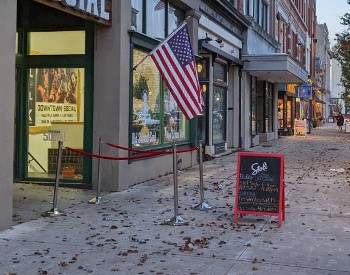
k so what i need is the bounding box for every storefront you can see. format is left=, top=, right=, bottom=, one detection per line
left=250, top=78, right=275, bottom=142
left=197, top=1, right=247, bottom=156
left=242, top=53, right=309, bottom=146
left=14, top=0, right=112, bottom=185
left=278, top=84, right=297, bottom=135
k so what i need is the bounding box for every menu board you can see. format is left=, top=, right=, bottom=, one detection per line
left=234, top=152, right=285, bottom=226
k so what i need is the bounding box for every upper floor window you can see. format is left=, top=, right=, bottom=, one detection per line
left=131, top=0, right=185, bottom=40
left=260, top=1, right=268, bottom=31
left=245, top=0, right=269, bottom=32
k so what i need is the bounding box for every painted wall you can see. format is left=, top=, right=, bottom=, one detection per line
left=0, top=0, right=16, bottom=230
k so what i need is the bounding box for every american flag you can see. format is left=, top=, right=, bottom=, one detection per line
left=154, top=0, right=165, bottom=11
left=150, top=23, right=203, bottom=120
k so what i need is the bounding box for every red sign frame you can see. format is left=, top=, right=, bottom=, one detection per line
left=234, top=152, right=285, bottom=227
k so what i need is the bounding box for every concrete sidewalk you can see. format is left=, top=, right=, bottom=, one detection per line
left=1, top=122, right=350, bottom=275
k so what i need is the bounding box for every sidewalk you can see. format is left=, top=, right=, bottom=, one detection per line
left=1, top=122, right=350, bottom=275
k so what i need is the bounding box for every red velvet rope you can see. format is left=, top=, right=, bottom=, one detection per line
left=66, top=143, right=198, bottom=161
left=106, top=142, right=197, bottom=154
left=66, top=147, right=168, bottom=160
left=106, top=142, right=170, bottom=155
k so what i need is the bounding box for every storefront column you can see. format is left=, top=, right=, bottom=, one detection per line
left=241, top=71, right=251, bottom=149
left=0, top=0, right=16, bottom=230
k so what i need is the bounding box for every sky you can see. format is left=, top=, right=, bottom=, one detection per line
left=316, top=0, right=350, bottom=46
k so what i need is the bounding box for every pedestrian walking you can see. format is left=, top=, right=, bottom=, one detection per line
left=337, top=112, right=344, bottom=132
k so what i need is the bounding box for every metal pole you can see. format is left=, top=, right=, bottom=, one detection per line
left=89, top=137, right=108, bottom=204
left=199, top=140, right=204, bottom=203
left=161, top=144, right=188, bottom=225
left=173, top=144, right=179, bottom=217
left=42, top=140, right=65, bottom=217
left=191, top=140, right=212, bottom=211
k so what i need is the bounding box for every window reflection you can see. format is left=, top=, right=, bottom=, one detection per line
left=168, top=4, right=185, bottom=33
left=147, top=0, right=166, bottom=39
left=131, top=0, right=143, bottom=32
left=132, top=48, right=187, bottom=147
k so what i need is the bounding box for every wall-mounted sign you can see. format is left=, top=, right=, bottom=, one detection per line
left=286, top=84, right=296, bottom=94
left=34, top=0, right=112, bottom=26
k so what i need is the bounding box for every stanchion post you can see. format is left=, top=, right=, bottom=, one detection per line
left=89, top=137, right=109, bottom=204
left=42, top=140, right=66, bottom=217
left=161, top=144, right=188, bottom=226
left=191, top=140, right=213, bottom=211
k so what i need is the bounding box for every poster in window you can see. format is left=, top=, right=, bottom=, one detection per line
left=30, top=68, right=79, bottom=126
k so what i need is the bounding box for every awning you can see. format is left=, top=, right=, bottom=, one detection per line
left=242, top=54, right=309, bottom=83
left=200, top=41, right=243, bottom=66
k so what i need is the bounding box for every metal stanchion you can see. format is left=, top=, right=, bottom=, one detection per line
left=88, top=137, right=109, bottom=204
left=161, top=144, right=188, bottom=226
left=191, top=140, right=213, bottom=211
left=42, top=140, right=66, bottom=217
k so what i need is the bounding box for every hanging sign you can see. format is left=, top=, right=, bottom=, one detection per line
left=34, top=0, right=112, bottom=26
left=234, top=152, right=285, bottom=227
left=296, top=84, right=312, bottom=99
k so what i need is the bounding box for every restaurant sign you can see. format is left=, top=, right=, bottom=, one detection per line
left=34, top=0, right=112, bottom=26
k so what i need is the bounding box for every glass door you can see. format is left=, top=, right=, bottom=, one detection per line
left=212, top=85, right=226, bottom=143
left=15, top=28, right=93, bottom=183
left=212, top=60, right=227, bottom=153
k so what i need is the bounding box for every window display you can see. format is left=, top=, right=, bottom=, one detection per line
left=132, top=48, right=187, bottom=147
left=28, top=67, right=85, bottom=179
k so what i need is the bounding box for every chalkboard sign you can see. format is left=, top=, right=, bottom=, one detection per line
left=234, top=152, right=285, bottom=227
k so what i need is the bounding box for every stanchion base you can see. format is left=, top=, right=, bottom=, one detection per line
left=161, top=215, right=189, bottom=226
left=88, top=197, right=109, bottom=205
left=191, top=202, right=213, bottom=211
left=42, top=209, right=66, bottom=217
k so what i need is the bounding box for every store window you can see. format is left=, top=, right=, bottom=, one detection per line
left=130, top=2, right=186, bottom=148
left=256, top=81, right=273, bottom=133
left=131, top=0, right=184, bottom=39
left=28, top=67, right=85, bottom=179
left=286, top=100, right=292, bottom=128
left=25, top=31, right=87, bottom=180
left=28, top=31, right=85, bottom=55
left=278, top=98, right=283, bottom=129
left=197, top=58, right=210, bottom=144
left=132, top=48, right=187, bottom=147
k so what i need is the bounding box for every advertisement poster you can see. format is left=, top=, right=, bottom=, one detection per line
left=29, top=68, right=79, bottom=126
left=294, top=119, right=306, bottom=137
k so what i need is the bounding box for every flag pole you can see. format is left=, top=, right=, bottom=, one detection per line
left=132, top=16, right=191, bottom=71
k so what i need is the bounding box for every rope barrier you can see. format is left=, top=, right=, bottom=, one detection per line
left=106, top=142, right=170, bottom=155
left=66, top=143, right=197, bottom=161
left=66, top=147, right=167, bottom=160
left=106, top=141, right=198, bottom=154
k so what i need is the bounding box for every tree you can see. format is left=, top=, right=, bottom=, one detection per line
left=133, top=74, right=149, bottom=100
left=330, top=0, right=350, bottom=112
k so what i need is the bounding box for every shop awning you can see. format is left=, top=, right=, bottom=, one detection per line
left=242, top=54, right=309, bottom=84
